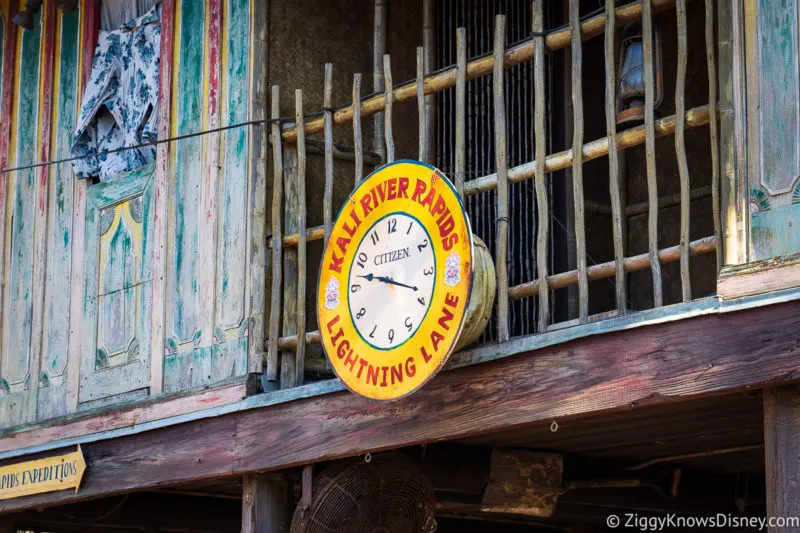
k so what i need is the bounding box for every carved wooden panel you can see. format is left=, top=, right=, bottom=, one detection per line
left=79, top=164, right=154, bottom=405
left=750, top=0, right=800, bottom=259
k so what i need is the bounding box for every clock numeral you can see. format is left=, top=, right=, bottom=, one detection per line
left=356, top=308, right=366, bottom=319
left=417, top=239, right=428, bottom=252
left=370, top=231, right=380, bottom=245
left=405, top=317, right=413, bottom=331
left=387, top=218, right=397, bottom=234
left=369, top=324, right=377, bottom=339
left=417, top=296, right=426, bottom=306
left=356, top=252, right=368, bottom=269
left=350, top=284, right=361, bottom=293
left=423, top=266, right=434, bottom=276
left=406, top=221, right=413, bottom=234
left=388, top=329, right=395, bottom=344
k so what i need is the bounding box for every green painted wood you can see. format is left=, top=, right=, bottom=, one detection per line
left=752, top=204, right=800, bottom=259
left=757, top=0, right=799, bottom=196
left=216, top=0, right=249, bottom=335
left=0, top=10, right=42, bottom=428
left=38, top=8, right=81, bottom=421
left=167, top=0, right=205, bottom=350
left=79, top=164, right=154, bottom=405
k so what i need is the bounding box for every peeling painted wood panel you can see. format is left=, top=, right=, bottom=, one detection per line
left=0, top=9, right=42, bottom=428
left=66, top=0, right=100, bottom=413
left=79, top=166, right=154, bottom=404
left=216, top=0, right=249, bottom=337
left=166, top=0, right=205, bottom=350
left=752, top=204, right=800, bottom=259
left=757, top=0, right=800, bottom=196
left=29, top=1, right=57, bottom=423
left=38, top=8, right=81, bottom=421
left=0, top=0, right=15, bottom=417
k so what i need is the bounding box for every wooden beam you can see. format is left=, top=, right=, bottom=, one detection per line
left=242, top=474, right=291, bottom=533
left=1, top=300, right=799, bottom=513
left=763, top=386, right=800, bottom=532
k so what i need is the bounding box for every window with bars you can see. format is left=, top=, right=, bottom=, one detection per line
left=265, top=0, right=721, bottom=387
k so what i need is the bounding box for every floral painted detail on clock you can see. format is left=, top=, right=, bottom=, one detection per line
left=324, top=277, right=341, bottom=310
left=444, top=251, right=462, bottom=287
left=317, top=160, right=473, bottom=401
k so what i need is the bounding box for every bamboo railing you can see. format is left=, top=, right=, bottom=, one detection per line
left=264, top=0, right=720, bottom=385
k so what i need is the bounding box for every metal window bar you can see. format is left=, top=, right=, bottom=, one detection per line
left=265, top=0, right=719, bottom=377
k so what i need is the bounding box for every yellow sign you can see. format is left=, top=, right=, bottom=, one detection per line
left=318, top=160, right=473, bottom=400
left=0, top=445, right=86, bottom=500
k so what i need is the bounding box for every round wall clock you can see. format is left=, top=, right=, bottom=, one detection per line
left=317, top=160, right=476, bottom=401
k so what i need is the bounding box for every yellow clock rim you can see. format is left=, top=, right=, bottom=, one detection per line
left=316, top=159, right=474, bottom=401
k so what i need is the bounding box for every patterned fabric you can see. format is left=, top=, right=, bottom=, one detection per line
left=71, top=5, right=160, bottom=182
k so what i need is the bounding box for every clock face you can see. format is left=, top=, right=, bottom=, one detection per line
left=318, top=160, right=473, bottom=401
left=347, top=213, right=436, bottom=350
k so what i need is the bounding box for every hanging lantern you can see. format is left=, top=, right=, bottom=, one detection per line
left=11, top=0, right=42, bottom=30
left=616, top=18, right=663, bottom=129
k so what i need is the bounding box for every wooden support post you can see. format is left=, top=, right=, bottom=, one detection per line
left=763, top=386, right=800, bottom=531
left=383, top=54, right=395, bottom=163
left=533, top=0, right=550, bottom=332
left=242, top=474, right=291, bottom=533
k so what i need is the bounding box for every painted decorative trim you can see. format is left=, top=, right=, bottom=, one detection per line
left=793, top=180, right=800, bottom=204
left=750, top=187, right=771, bottom=213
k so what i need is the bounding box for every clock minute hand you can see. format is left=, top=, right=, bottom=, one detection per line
left=375, top=275, right=418, bottom=292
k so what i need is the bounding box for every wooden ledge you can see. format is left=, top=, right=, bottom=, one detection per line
left=718, top=253, right=800, bottom=300
left=0, top=381, right=246, bottom=456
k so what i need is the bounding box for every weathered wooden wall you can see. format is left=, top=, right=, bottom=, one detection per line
left=0, top=0, right=84, bottom=427
left=0, top=0, right=260, bottom=430
left=161, top=0, right=253, bottom=392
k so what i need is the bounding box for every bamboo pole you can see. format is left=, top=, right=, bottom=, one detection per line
left=533, top=0, right=550, bottom=332
left=605, top=0, right=626, bottom=315
left=383, top=55, right=395, bottom=163
left=509, top=236, right=717, bottom=300
left=417, top=47, right=427, bottom=162
left=295, top=90, right=307, bottom=386
left=675, top=0, right=691, bottom=302
left=267, top=86, right=283, bottom=382
left=465, top=106, right=711, bottom=194
left=642, top=0, right=663, bottom=307
left=323, top=64, right=334, bottom=242
left=280, top=146, right=299, bottom=389
left=274, top=106, right=713, bottom=248
left=353, top=73, right=363, bottom=185
left=272, top=235, right=718, bottom=350
left=373, top=0, right=386, bottom=161
left=455, top=27, right=467, bottom=198
left=569, top=0, right=588, bottom=323
left=280, top=0, right=679, bottom=142
left=493, top=15, right=510, bottom=343
left=706, top=0, right=721, bottom=271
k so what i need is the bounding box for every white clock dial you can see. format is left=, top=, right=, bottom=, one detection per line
left=347, top=212, right=436, bottom=349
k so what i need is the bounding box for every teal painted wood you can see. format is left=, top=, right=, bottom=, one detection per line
left=0, top=11, right=42, bottom=428
left=216, top=0, right=249, bottom=335
left=38, top=9, right=81, bottom=421
left=167, top=0, right=205, bottom=350
left=752, top=204, right=800, bottom=259
left=757, top=0, right=800, bottom=196
left=79, top=164, right=154, bottom=404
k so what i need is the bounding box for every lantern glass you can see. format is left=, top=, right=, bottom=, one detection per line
left=616, top=18, right=663, bottom=129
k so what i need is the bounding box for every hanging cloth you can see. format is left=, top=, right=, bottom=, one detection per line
left=71, top=4, right=160, bottom=182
